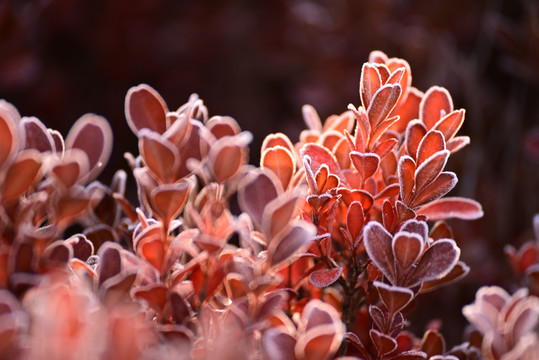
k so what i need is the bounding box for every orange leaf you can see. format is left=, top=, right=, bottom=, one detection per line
left=139, top=237, right=165, bottom=273
left=1, top=150, right=42, bottom=203
left=346, top=201, right=364, bottom=242
left=302, top=104, right=322, bottom=132
left=390, top=87, right=423, bottom=133
left=261, top=146, right=295, bottom=190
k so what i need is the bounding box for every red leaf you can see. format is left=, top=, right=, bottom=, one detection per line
left=420, top=86, right=453, bottom=130
left=390, top=87, right=423, bottom=133
left=262, top=195, right=301, bottom=241
left=163, top=113, right=192, bottom=147
left=417, top=197, right=483, bottom=221
left=139, top=130, right=180, bottom=183
left=350, top=151, right=380, bottom=182
left=238, top=169, right=280, bottom=228
left=149, top=181, right=192, bottom=227
left=392, top=232, right=424, bottom=274
left=414, top=150, right=449, bottom=193
left=309, top=267, right=343, bottom=288
left=370, top=116, right=400, bottom=147
left=446, top=136, right=470, bottom=154
left=374, top=281, right=415, bottom=314
left=367, top=84, right=402, bottom=129
left=360, top=63, right=382, bottom=109
left=405, top=120, right=427, bottom=160
left=206, top=115, right=241, bottom=139
left=139, top=236, right=166, bottom=273
left=261, top=146, right=296, bottom=190
left=432, top=109, right=465, bottom=141
left=373, top=138, right=398, bottom=160
left=333, top=137, right=351, bottom=169
left=416, top=130, right=446, bottom=166
left=21, top=117, right=54, bottom=152
left=420, top=330, right=446, bottom=358
left=387, top=58, right=411, bottom=106
left=261, top=132, right=295, bottom=155
left=337, top=188, right=374, bottom=212
left=134, top=284, right=169, bottom=313
left=347, top=201, right=365, bottom=242
left=65, top=114, right=113, bottom=182
left=50, top=149, right=89, bottom=189
left=97, top=243, right=122, bottom=287
left=363, top=221, right=396, bottom=283
left=263, top=329, right=296, bottom=360
left=370, top=329, right=398, bottom=357
left=407, top=240, right=460, bottom=287
left=420, top=261, right=470, bottom=293
left=125, top=84, right=168, bottom=135
left=209, top=135, right=249, bottom=183
left=410, top=172, right=457, bottom=208
left=1, top=150, right=42, bottom=203
left=300, top=143, right=346, bottom=185
left=0, top=106, right=19, bottom=170
left=398, top=155, right=416, bottom=204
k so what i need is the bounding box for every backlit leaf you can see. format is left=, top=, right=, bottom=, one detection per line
left=238, top=169, right=280, bottom=228
left=125, top=84, right=168, bottom=135
left=1, top=150, right=42, bottom=203
left=360, top=63, right=382, bottom=109
left=374, top=281, right=414, bottom=314
left=410, top=172, right=457, bottom=208
left=261, top=146, right=296, bottom=190
left=300, top=143, right=346, bottom=185
left=432, top=109, right=465, bottom=141
left=0, top=106, right=19, bottom=170
left=417, top=197, right=483, bottom=221
left=420, top=86, right=453, bottom=130
left=414, top=150, right=449, bottom=192
left=268, top=221, right=316, bottom=268
left=364, top=221, right=396, bottom=283
left=350, top=151, right=380, bottom=183
left=65, top=113, right=113, bottom=182
left=416, top=130, right=446, bottom=166
left=367, top=84, right=402, bottom=129
left=392, top=232, right=424, bottom=274
left=398, top=156, right=416, bottom=204
left=407, top=239, right=460, bottom=287
left=139, top=129, right=180, bottom=183
left=21, top=117, right=54, bottom=152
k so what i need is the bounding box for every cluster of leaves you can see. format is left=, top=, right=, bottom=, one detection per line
left=0, top=50, right=533, bottom=360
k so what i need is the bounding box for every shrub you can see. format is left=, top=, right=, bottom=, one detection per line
left=0, top=50, right=536, bottom=360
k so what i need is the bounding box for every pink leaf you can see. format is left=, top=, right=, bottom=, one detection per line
left=360, top=63, right=382, bottom=109
left=414, top=150, right=449, bottom=193
left=269, top=221, right=316, bottom=268
left=350, top=151, right=380, bottom=182
left=300, top=143, right=346, bottom=185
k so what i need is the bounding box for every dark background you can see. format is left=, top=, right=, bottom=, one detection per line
left=1, top=0, right=539, bottom=346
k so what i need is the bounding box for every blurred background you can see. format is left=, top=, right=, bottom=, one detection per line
left=1, top=0, right=538, bottom=347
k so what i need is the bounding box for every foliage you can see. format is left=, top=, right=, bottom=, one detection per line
left=0, top=50, right=536, bottom=360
